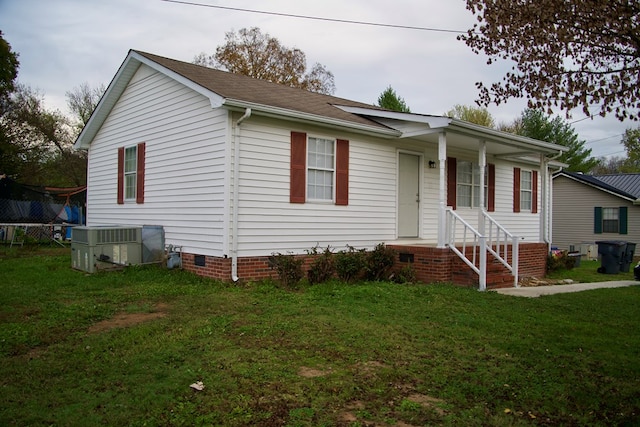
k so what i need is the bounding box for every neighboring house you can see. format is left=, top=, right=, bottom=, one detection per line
left=552, top=171, right=640, bottom=254
left=74, top=50, right=568, bottom=289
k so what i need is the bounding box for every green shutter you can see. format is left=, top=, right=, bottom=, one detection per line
left=619, top=206, right=628, bottom=235
left=594, top=207, right=602, bottom=234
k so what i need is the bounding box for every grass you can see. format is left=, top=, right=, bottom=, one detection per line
left=1, top=246, right=639, bottom=426
left=546, top=258, right=636, bottom=283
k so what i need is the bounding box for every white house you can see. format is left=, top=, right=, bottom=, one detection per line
left=74, top=50, right=567, bottom=289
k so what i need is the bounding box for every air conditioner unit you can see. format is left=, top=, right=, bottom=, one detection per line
left=71, top=226, right=142, bottom=273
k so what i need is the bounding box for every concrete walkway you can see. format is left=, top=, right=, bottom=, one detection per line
left=493, top=280, right=640, bottom=298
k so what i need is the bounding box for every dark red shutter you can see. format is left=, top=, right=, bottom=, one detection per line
left=335, top=139, right=349, bottom=206
left=531, top=170, right=538, bottom=213
left=290, top=131, right=306, bottom=203
left=446, top=157, right=457, bottom=209
left=488, top=163, right=495, bottom=212
left=117, top=147, right=125, bottom=204
left=513, top=167, right=521, bottom=213
left=136, top=142, right=146, bottom=204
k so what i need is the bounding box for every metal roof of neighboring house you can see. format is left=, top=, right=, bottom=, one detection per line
left=553, top=170, right=638, bottom=202
left=594, top=173, right=640, bottom=199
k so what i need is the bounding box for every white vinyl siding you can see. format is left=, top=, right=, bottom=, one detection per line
left=86, top=64, right=230, bottom=256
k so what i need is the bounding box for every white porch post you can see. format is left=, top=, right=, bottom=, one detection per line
left=437, top=131, right=447, bottom=248
left=478, top=140, right=486, bottom=235
left=540, top=154, right=550, bottom=244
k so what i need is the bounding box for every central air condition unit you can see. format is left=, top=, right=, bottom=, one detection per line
left=71, top=226, right=143, bottom=273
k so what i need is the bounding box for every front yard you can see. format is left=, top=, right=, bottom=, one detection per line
left=1, top=247, right=639, bottom=426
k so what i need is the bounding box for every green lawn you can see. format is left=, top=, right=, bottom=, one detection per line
left=1, top=247, right=639, bottom=426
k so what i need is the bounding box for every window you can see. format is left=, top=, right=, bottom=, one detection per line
left=124, top=146, right=137, bottom=200
left=513, top=167, right=537, bottom=213
left=595, top=206, right=627, bottom=234
left=307, top=137, right=335, bottom=201
left=290, top=131, right=349, bottom=205
left=117, top=142, right=145, bottom=204
left=446, top=157, right=495, bottom=211
left=602, top=208, right=619, bottom=233
left=456, top=160, right=488, bottom=208
left=520, top=170, right=532, bottom=211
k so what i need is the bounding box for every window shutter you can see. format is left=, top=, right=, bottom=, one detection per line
left=487, top=163, right=495, bottom=212
left=513, top=167, right=521, bottom=213
left=290, top=131, right=306, bottom=203
left=620, top=206, right=628, bottom=234
left=117, top=147, right=125, bottom=204
left=136, top=142, right=146, bottom=204
left=447, top=157, right=457, bottom=209
left=531, top=170, right=538, bottom=213
left=335, top=139, right=349, bottom=206
left=594, top=207, right=602, bottom=234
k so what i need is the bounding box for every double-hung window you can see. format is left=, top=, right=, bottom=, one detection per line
left=307, top=137, right=335, bottom=201
left=602, top=208, right=620, bottom=233
left=520, top=170, right=533, bottom=211
left=456, top=161, right=488, bottom=208
left=124, top=146, right=138, bottom=200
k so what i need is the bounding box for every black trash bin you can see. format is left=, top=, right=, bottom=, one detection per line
left=621, top=242, right=636, bottom=273
left=595, top=240, right=627, bottom=274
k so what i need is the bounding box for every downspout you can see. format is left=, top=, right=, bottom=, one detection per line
left=542, top=150, right=563, bottom=247
left=231, top=108, right=251, bottom=282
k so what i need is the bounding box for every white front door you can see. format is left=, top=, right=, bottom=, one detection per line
left=398, top=153, right=420, bottom=238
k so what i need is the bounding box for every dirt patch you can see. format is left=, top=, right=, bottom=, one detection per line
left=407, top=393, right=447, bottom=416
left=298, top=366, right=331, bottom=378
left=519, top=277, right=575, bottom=287
left=87, top=303, right=170, bottom=334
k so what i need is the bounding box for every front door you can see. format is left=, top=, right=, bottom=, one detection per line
left=398, top=153, right=420, bottom=238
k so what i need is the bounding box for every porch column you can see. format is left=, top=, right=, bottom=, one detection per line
left=437, top=132, right=447, bottom=248
left=478, top=140, right=486, bottom=235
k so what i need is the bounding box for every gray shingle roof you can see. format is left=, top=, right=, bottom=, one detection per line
left=135, top=50, right=389, bottom=130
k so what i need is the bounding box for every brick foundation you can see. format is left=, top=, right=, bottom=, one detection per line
left=181, top=242, right=548, bottom=288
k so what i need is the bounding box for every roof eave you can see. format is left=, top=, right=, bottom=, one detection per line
left=223, top=99, right=401, bottom=138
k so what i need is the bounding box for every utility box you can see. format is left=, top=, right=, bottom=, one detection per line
left=142, top=225, right=165, bottom=264
left=71, top=226, right=142, bottom=273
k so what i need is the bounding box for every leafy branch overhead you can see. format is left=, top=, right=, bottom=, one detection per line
left=194, top=27, right=336, bottom=95
left=459, top=1, right=640, bottom=121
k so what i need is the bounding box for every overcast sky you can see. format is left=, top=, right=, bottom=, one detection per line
left=0, top=0, right=634, bottom=160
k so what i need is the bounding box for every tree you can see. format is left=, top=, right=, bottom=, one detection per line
left=445, top=104, right=495, bottom=127
left=591, top=156, right=628, bottom=175
left=619, top=127, right=640, bottom=172
left=0, top=30, right=19, bottom=113
left=517, top=109, right=599, bottom=173
left=376, top=86, right=411, bottom=112
left=459, top=1, right=640, bottom=121
left=195, top=27, right=336, bottom=95
left=66, top=82, right=105, bottom=131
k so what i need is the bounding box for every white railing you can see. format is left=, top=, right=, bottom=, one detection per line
left=481, top=211, right=519, bottom=288
left=445, top=209, right=520, bottom=290
left=445, top=209, right=487, bottom=291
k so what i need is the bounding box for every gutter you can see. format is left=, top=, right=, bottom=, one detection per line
left=231, top=108, right=251, bottom=282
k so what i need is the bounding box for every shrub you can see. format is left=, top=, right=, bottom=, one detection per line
left=268, top=252, right=304, bottom=289
left=364, top=243, right=397, bottom=281
left=306, top=245, right=335, bottom=285
left=546, top=250, right=576, bottom=273
left=334, top=245, right=366, bottom=283
left=392, top=264, right=417, bottom=284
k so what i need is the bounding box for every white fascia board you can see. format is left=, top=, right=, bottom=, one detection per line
left=335, top=105, right=452, bottom=128
left=223, top=99, right=401, bottom=138
left=447, top=119, right=568, bottom=154
left=73, top=50, right=225, bottom=150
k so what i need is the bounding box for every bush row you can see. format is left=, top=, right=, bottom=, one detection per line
left=268, top=243, right=416, bottom=288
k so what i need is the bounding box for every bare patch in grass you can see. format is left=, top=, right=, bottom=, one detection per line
left=88, top=302, right=170, bottom=333
left=298, top=366, right=331, bottom=378
left=407, top=393, right=447, bottom=416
